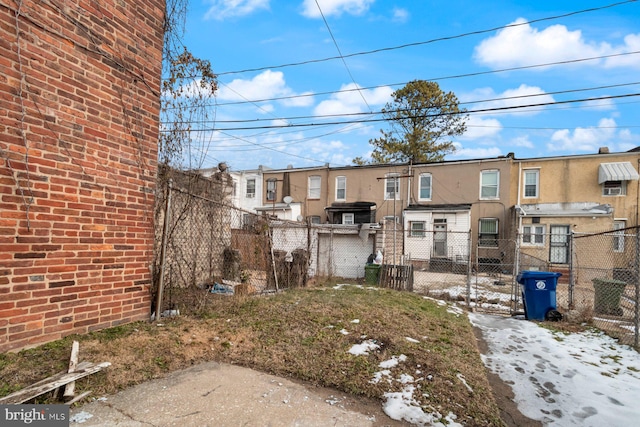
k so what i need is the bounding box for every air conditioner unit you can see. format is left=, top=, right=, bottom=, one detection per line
left=604, top=187, right=622, bottom=196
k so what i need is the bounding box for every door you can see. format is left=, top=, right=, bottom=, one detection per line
left=318, top=234, right=374, bottom=278
left=549, top=225, right=570, bottom=264
left=433, top=221, right=447, bottom=257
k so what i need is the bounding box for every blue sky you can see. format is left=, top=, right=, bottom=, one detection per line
left=180, top=0, right=640, bottom=171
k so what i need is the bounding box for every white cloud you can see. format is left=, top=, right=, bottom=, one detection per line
left=217, top=70, right=314, bottom=108
left=474, top=18, right=640, bottom=70
left=204, top=0, right=269, bottom=20
left=450, top=144, right=502, bottom=159
left=392, top=7, right=409, bottom=23
left=548, top=118, right=617, bottom=152
left=301, top=0, right=374, bottom=18
left=314, top=83, right=393, bottom=116
left=509, top=136, right=534, bottom=149
left=459, top=116, right=502, bottom=140
left=463, top=84, right=554, bottom=118
left=605, top=34, right=640, bottom=68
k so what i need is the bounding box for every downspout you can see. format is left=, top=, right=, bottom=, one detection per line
left=514, top=161, right=523, bottom=314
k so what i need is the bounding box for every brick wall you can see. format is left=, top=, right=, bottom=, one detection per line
left=0, top=0, right=164, bottom=352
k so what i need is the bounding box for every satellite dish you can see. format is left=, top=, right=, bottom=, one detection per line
left=297, top=215, right=304, bottom=222
left=283, top=196, right=293, bottom=205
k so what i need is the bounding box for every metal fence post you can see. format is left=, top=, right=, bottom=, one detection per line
left=635, top=227, right=639, bottom=349
left=466, top=230, right=472, bottom=307
left=155, top=179, right=172, bottom=321
left=569, top=230, right=575, bottom=310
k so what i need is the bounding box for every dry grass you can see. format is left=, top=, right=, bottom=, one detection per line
left=0, top=282, right=504, bottom=426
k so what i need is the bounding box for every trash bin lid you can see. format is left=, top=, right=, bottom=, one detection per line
left=517, top=270, right=562, bottom=284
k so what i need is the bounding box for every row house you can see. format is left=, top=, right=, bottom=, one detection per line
left=252, top=147, right=639, bottom=271
left=511, top=148, right=640, bottom=278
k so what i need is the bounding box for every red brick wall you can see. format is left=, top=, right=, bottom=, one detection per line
left=0, top=0, right=164, bottom=352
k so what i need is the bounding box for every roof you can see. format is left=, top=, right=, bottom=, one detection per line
left=405, top=203, right=472, bottom=211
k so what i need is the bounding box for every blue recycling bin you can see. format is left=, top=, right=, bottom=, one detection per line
left=516, top=271, right=562, bottom=321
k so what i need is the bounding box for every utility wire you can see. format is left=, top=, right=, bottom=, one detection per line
left=164, top=50, right=640, bottom=110
left=163, top=80, right=640, bottom=126
left=314, top=0, right=372, bottom=112
left=213, top=0, right=638, bottom=76
left=166, top=92, right=640, bottom=132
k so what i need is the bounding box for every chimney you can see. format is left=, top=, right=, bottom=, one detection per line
left=598, top=147, right=610, bottom=154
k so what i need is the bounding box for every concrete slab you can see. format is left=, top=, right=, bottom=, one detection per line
left=69, top=361, right=407, bottom=427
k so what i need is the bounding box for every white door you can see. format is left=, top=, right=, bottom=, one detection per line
left=433, top=223, right=447, bottom=257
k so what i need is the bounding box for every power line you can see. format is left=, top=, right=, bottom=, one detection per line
left=166, top=92, right=640, bottom=132
left=315, top=0, right=371, bottom=112
left=164, top=50, right=640, bottom=110
left=213, top=0, right=638, bottom=76
left=162, top=80, right=640, bottom=126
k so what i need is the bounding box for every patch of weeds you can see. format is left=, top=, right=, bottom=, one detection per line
left=154, top=357, right=168, bottom=370
left=627, top=366, right=639, bottom=372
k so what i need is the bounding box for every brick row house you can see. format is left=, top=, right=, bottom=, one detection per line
left=1, top=1, right=164, bottom=351
left=254, top=148, right=639, bottom=273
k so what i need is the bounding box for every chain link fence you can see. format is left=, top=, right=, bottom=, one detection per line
left=153, top=178, right=639, bottom=348
left=571, top=228, right=639, bottom=347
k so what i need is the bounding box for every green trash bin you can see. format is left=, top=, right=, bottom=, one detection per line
left=364, top=264, right=381, bottom=285
left=592, top=278, right=627, bottom=316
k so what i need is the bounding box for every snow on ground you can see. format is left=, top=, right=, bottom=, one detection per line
left=334, top=283, right=640, bottom=426
left=470, top=312, right=640, bottom=426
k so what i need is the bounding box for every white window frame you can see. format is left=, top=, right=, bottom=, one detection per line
left=385, top=173, right=400, bottom=200
left=410, top=221, right=426, bottom=237
left=480, top=170, right=499, bottom=200
left=523, top=169, right=539, bottom=198
left=246, top=178, right=256, bottom=198
left=419, top=173, right=432, bottom=201
left=309, top=215, right=321, bottom=224
left=522, top=225, right=545, bottom=246
left=342, top=213, right=354, bottom=225
left=308, top=175, right=321, bottom=199
left=335, top=176, right=346, bottom=201
left=613, top=221, right=625, bottom=252
left=603, top=180, right=626, bottom=196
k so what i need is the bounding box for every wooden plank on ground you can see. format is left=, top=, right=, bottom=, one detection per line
left=0, top=361, right=111, bottom=404
left=63, top=340, right=80, bottom=401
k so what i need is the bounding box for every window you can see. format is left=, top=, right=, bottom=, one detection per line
left=246, top=179, right=256, bottom=198
left=614, top=221, right=625, bottom=252
left=342, top=213, right=354, bottom=225
left=308, top=175, right=321, bottom=199
left=523, top=170, right=539, bottom=198
left=522, top=225, right=545, bottom=245
left=480, top=170, right=499, bottom=199
left=309, top=215, right=321, bottom=224
left=336, top=176, right=346, bottom=201
left=266, top=179, right=276, bottom=201
left=242, top=214, right=256, bottom=231
left=410, top=221, right=426, bottom=237
left=479, top=218, right=499, bottom=247
left=419, top=173, right=432, bottom=200
left=385, top=173, right=400, bottom=200
left=603, top=180, right=626, bottom=196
